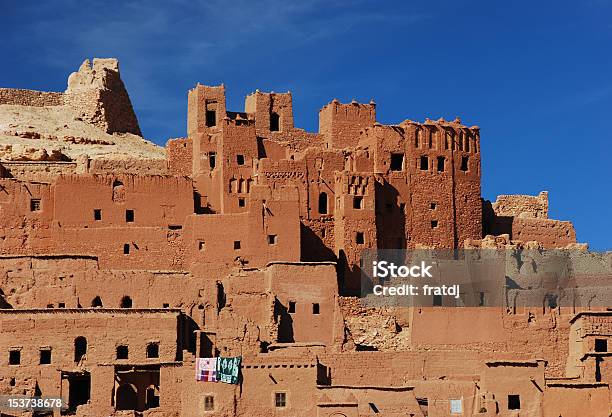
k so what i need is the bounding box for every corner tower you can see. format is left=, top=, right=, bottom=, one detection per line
left=187, top=84, right=227, bottom=137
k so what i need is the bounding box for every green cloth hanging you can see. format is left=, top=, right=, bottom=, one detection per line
left=216, top=356, right=241, bottom=384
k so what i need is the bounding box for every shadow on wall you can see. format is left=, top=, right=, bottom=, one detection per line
left=300, top=222, right=336, bottom=262
left=0, top=289, right=12, bottom=308
left=482, top=200, right=512, bottom=237
left=337, top=249, right=366, bottom=297
left=374, top=179, right=406, bottom=251
left=274, top=298, right=294, bottom=343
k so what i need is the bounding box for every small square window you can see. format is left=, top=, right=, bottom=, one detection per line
left=312, top=303, right=320, bottom=315
left=268, top=235, right=277, bottom=245
left=356, top=232, right=365, bottom=244
left=123, top=243, right=130, bottom=254
left=198, top=241, right=205, bottom=251
left=431, top=220, right=438, bottom=229
left=420, top=155, right=429, bottom=171
left=353, top=196, right=364, bottom=209
left=204, top=395, right=214, bottom=411
left=275, top=392, right=287, bottom=408
left=40, top=349, right=51, bottom=365
left=116, top=345, right=129, bottom=360
left=58, top=302, right=65, bottom=308
left=508, top=394, right=520, bottom=410
left=163, top=303, right=170, bottom=308
left=234, top=241, right=241, bottom=250
left=46, top=303, right=54, bottom=308
left=126, top=209, right=134, bottom=222
left=9, top=350, right=21, bottom=365
left=390, top=153, right=404, bottom=171
left=460, top=155, right=469, bottom=172
left=430, top=202, right=437, bottom=210
left=236, top=155, right=245, bottom=165
left=94, top=209, right=102, bottom=221
left=595, top=338, right=608, bottom=352
left=288, top=301, right=296, bottom=314
left=30, top=199, right=41, bottom=212
left=238, top=198, right=245, bottom=207
left=147, top=342, right=159, bottom=358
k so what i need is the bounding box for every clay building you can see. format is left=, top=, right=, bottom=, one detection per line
left=0, top=59, right=610, bottom=417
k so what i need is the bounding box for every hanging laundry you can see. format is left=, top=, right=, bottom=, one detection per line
left=195, top=357, right=218, bottom=382
left=216, top=356, right=241, bottom=384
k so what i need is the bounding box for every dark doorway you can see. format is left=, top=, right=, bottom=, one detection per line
left=116, top=384, right=137, bottom=410
left=145, top=386, right=159, bottom=409
left=318, top=192, right=328, bottom=214
left=64, top=372, right=91, bottom=413
left=205, top=110, right=216, bottom=127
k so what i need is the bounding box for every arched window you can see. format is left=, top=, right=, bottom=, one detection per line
left=74, top=337, right=87, bottom=363
left=120, top=296, right=132, bottom=308
left=146, top=342, right=159, bottom=358
left=112, top=180, right=125, bottom=203
left=91, top=296, right=103, bottom=308
left=318, top=192, right=328, bottom=215
left=270, top=112, right=280, bottom=132
left=116, top=384, right=137, bottom=410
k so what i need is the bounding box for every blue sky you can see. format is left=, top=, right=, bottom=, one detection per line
left=2, top=0, right=611, bottom=250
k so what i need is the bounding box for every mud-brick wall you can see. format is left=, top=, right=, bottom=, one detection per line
left=166, top=138, right=193, bottom=177
left=512, top=218, right=576, bottom=247
left=0, top=88, right=64, bottom=106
